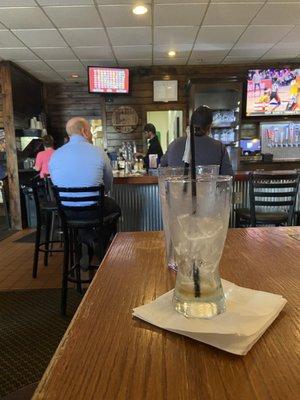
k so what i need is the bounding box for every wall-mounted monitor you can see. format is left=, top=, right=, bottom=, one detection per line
left=88, top=67, right=129, bottom=94
left=240, top=138, right=261, bottom=154
left=245, top=68, right=300, bottom=117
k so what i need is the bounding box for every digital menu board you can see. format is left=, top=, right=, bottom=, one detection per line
left=88, top=67, right=129, bottom=94
left=246, top=68, right=300, bottom=117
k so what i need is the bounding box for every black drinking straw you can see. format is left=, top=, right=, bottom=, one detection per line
left=190, top=123, right=197, bottom=205
left=190, top=122, right=200, bottom=297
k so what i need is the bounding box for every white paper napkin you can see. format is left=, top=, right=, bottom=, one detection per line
left=133, top=280, right=287, bottom=355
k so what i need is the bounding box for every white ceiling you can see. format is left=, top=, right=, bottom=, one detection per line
left=0, top=1, right=299, bottom=82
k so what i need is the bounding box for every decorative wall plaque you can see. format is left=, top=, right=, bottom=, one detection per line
left=112, top=106, right=139, bottom=134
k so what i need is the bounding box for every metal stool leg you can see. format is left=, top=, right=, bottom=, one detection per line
left=44, top=212, right=51, bottom=266
left=32, top=223, right=41, bottom=278
left=49, top=210, right=56, bottom=255
left=61, top=229, right=69, bottom=316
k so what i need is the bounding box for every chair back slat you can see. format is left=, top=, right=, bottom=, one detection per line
left=254, top=191, right=297, bottom=198
left=52, top=184, right=105, bottom=228
left=249, top=171, right=300, bottom=226
left=254, top=200, right=294, bottom=207
left=58, top=196, right=100, bottom=203
left=253, top=182, right=297, bottom=189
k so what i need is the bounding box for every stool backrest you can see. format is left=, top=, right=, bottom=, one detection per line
left=249, top=171, right=300, bottom=225
left=31, top=176, right=53, bottom=225
left=52, top=184, right=105, bottom=227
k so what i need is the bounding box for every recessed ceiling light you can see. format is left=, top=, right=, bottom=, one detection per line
left=133, top=5, right=148, bottom=15
left=168, top=50, right=176, bottom=57
left=71, top=73, right=79, bottom=78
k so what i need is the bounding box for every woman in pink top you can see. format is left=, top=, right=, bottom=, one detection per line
left=34, top=135, right=55, bottom=178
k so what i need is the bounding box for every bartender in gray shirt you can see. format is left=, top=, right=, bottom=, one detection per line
left=160, top=105, right=233, bottom=175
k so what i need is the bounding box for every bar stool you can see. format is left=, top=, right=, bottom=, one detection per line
left=236, top=171, right=300, bottom=227
left=31, top=177, right=63, bottom=278
left=52, top=184, right=119, bottom=315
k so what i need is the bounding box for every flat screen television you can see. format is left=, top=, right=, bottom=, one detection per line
left=88, top=67, right=129, bottom=94
left=240, top=138, right=261, bottom=154
left=245, top=68, right=300, bottom=117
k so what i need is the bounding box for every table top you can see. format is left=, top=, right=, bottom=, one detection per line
left=33, top=228, right=300, bottom=400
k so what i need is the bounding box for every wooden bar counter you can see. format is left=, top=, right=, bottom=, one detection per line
left=33, top=228, right=300, bottom=400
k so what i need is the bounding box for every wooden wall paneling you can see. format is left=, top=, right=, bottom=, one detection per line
left=0, top=62, right=22, bottom=229
left=44, top=83, right=104, bottom=146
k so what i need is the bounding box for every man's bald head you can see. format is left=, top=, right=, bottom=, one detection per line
left=66, top=117, right=92, bottom=143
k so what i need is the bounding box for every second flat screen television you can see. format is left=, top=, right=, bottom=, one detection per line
left=246, top=68, right=300, bottom=117
left=88, top=67, right=129, bottom=94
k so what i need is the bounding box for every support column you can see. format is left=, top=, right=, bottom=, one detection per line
left=1, top=62, right=22, bottom=230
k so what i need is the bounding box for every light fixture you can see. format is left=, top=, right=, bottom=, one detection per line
left=133, top=5, right=148, bottom=15
left=168, top=50, right=176, bottom=57
left=71, top=73, right=79, bottom=78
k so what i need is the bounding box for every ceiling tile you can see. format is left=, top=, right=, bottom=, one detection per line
left=97, top=1, right=150, bottom=4
left=14, top=60, right=53, bottom=71
left=222, top=56, right=260, bottom=64
left=154, top=4, right=207, bottom=26
left=60, top=28, right=109, bottom=46
left=33, top=70, right=65, bottom=82
left=107, top=27, right=151, bottom=46
left=13, top=29, right=66, bottom=47
left=72, top=46, right=113, bottom=59
left=203, top=3, right=263, bottom=25
left=113, top=45, right=151, bottom=59
left=279, top=25, right=300, bottom=43
left=98, top=5, right=151, bottom=27
left=43, top=6, right=102, bottom=28
left=0, top=47, right=38, bottom=60
left=45, top=60, right=84, bottom=70
left=261, top=43, right=300, bottom=59
left=38, top=1, right=93, bottom=5
left=80, top=59, right=117, bottom=67
left=154, top=0, right=208, bottom=3
left=154, top=58, right=187, bottom=65
left=253, top=3, right=300, bottom=25
left=118, top=59, right=152, bottom=66
left=154, top=26, right=198, bottom=45
left=211, top=0, right=262, bottom=2
left=32, top=47, right=76, bottom=60
left=0, top=1, right=36, bottom=5
left=0, top=7, right=53, bottom=29
left=58, top=69, right=87, bottom=79
left=237, top=25, right=293, bottom=46
left=191, top=49, right=229, bottom=60
left=228, top=46, right=272, bottom=58
left=195, top=25, right=245, bottom=50
left=188, top=57, right=224, bottom=65
left=154, top=44, right=192, bottom=59
left=0, top=30, right=23, bottom=47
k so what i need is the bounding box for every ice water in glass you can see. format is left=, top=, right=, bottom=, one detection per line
left=167, top=175, right=232, bottom=318
left=158, top=166, right=219, bottom=272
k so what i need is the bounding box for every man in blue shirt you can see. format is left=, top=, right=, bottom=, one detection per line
left=49, top=117, right=120, bottom=265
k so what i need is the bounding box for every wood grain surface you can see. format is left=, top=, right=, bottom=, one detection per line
left=33, top=228, right=300, bottom=400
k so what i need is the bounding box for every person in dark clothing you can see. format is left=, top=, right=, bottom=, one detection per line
left=160, top=106, right=233, bottom=176
left=136, top=123, right=163, bottom=169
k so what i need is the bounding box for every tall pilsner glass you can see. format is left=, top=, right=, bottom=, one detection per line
left=158, top=166, right=220, bottom=271
left=167, top=175, right=232, bottom=318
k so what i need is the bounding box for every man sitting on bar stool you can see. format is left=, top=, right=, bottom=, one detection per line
left=49, top=117, right=121, bottom=267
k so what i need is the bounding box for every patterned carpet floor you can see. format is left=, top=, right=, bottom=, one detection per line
left=0, top=289, right=83, bottom=398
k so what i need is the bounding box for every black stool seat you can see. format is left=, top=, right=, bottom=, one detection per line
left=236, top=208, right=288, bottom=224
left=40, top=201, right=57, bottom=211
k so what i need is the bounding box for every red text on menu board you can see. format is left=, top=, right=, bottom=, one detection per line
left=89, top=67, right=129, bottom=93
